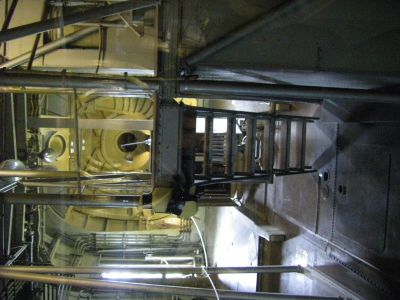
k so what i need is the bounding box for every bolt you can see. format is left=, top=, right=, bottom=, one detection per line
left=319, top=171, right=329, bottom=181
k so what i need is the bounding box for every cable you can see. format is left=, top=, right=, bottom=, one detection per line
left=202, top=266, right=220, bottom=300
left=191, top=216, right=208, bottom=268
left=191, top=216, right=219, bottom=300
left=95, top=26, right=104, bottom=74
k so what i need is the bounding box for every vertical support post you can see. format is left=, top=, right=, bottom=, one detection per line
left=159, top=0, right=181, bottom=103
left=10, top=94, right=17, bottom=159
left=73, top=90, right=81, bottom=193
left=203, top=116, right=213, bottom=177
left=261, top=119, right=269, bottom=172
left=268, top=117, right=275, bottom=183
left=284, top=120, right=291, bottom=170
left=7, top=93, right=17, bottom=257
left=225, top=116, right=236, bottom=176
left=6, top=204, right=13, bottom=256
left=300, top=121, right=307, bottom=169
left=244, top=118, right=256, bottom=174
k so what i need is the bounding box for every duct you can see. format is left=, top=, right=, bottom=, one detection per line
left=0, top=27, right=98, bottom=69
left=0, top=265, right=303, bottom=274
left=0, top=270, right=342, bottom=299
left=0, top=71, right=158, bottom=92
left=0, top=0, right=156, bottom=43
left=183, top=0, right=312, bottom=68
left=179, top=81, right=400, bottom=104
left=0, top=193, right=142, bottom=207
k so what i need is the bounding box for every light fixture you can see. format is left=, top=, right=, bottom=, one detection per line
left=101, top=272, right=162, bottom=280
left=101, top=272, right=189, bottom=280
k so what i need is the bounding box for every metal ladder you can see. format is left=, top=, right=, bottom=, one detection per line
left=185, top=105, right=317, bottom=187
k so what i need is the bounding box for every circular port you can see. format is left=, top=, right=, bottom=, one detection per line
left=117, top=132, right=137, bottom=152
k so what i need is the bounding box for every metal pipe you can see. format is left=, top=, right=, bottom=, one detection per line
left=118, top=13, right=142, bottom=37
left=10, top=94, right=17, bottom=159
left=0, top=265, right=303, bottom=274
left=0, top=181, right=18, bottom=192
left=0, top=194, right=141, bottom=207
left=27, top=205, right=34, bottom=266
left=27, top=4, right=49, bottom=70
left=184, top=0, right=310, bottom=66
left=78, top=21, right=130, bottom=28
left=1, top=71, right=398, bottom=104
left=0, top=70, right=158, bottom=91
left=20, top=181, right=149, bottom=189
left=0, top=170, right=80, bottom=178
left=0, top=270, right=342, bottom=299
left=4, top=244, right=28, bottom=266
left=6, top=203, right=13, bottom=256
left=180, top=81, right=400, bottom=104
left=0, top=27, right=98, bottom=69
left=0, top=0, right=156, bottom=43
left=1, top=0, right=19, bottom=32
left=198, top=196, right=239, bottom=207
left=16, top=171, right=151, bottom=181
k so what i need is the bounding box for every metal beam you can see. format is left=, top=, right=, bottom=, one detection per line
left=183, top=0, right=310, bottom=68
left=27, top=117, right=153, bottom=130
left=179, top=81, right=400, bottom=104
left=0, top=0, right=156, bottom=43
left=0, top=27, right=98, bottom=69
left=0, top=193, right=141, bottom=207
left=0, top=270, right=342, bottom=299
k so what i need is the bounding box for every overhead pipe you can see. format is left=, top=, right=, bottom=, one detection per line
left=0, top=27, right=98, bottom=69
left=0, top=0, right=156, bottom=43
left=183, top=0, right=312, bottom=67
left=179, top=81, right=400, bottom=104
left=0, top=71, right=398, bottom=103
left=0, top=265, right=303, bottom=274
left=0, top=193, right=142, bottom=207
left=0, top=70, right=158, bottom=91
left=0, top=270, right=342, bottom=300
